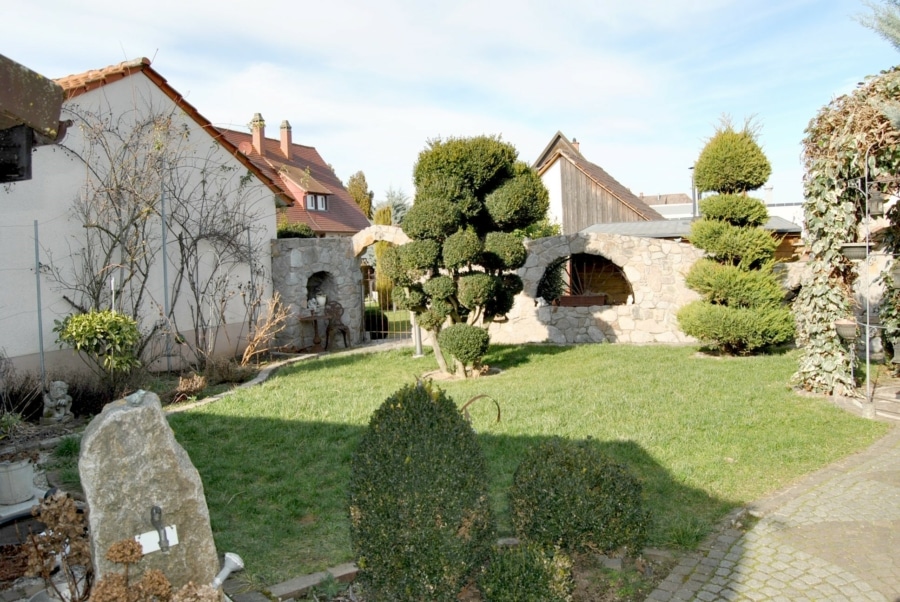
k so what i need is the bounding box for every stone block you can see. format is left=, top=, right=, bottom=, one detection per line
left=79, top=391, right=218, bottom=590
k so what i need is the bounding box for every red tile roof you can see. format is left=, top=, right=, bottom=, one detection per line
left=534, top=131, right=663, bottom=221
left=53, top=58, right=289, bottom=206
left=218, top=126, right=371, bottom=235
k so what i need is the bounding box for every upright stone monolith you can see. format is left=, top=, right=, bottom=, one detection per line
left=79, top=390, right=218, bottom=589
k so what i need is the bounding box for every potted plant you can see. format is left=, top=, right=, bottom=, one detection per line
left=0, top=409, right=38, bottom=505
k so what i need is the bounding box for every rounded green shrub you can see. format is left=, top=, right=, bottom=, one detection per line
left=690, top=219, right=776, bottom=269
left=700, top=194, right=769, bottom=228
left=402, top=196, right=463, bottom=241
left=478, top=543, right=574, bottom=602
left=484, top=164, right=550, bottom=231
left=510, top=438, right=650, bottom=555
left=443, top=228, right=484, bottom=271
left=694, top=126, right=771, bottom=194
left=677, top=300, right=796, bottom=354
left=458, top=273, right=498, bottom=310
left=482, top=232, right=527, bottom=271
left=399, top=239, right=442, bottom=272
left=349, top=382, right=494, bottom=602
left=685, top=260, right=786, bottom=308
left=414, top=135, right=518, bottom=193
left=276, top=221, right=316, bottom=238
left=438, top=323, right=490, bottom=367
left=54, top=309, right=141, bottom=375
left=364, top=307, right=387, bottom=339
left=424, top=275, right=457, bottom=300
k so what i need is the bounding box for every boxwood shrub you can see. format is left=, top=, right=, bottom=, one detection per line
left=478, top=543, right=574, bottom=602
left=510, top=438, right=650, bottom=555
left=349, top=381, right=494, bottom=601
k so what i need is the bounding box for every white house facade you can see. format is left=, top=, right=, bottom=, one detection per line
left=1, top=58, right=279, bottom=374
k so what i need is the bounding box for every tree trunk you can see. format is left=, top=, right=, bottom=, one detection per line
left=455, top=358, right=468, bottom=378
left=431, top=337, right=450, bottom=375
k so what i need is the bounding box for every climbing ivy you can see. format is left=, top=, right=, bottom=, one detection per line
left=795, top=66, right=900, bottom=394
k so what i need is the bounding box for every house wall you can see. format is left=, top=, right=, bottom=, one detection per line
left=542, top=160, right=564, bottom=230
left=488, top=233, right=704, bottom=345
left=0, top=73, right=277, bottom=374
left=559, top=161, right=649, bottom=233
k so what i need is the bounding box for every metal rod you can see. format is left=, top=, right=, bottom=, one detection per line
left=33, top=220, right=46, bottom=387
left=160, top=160, right=172, bottom=373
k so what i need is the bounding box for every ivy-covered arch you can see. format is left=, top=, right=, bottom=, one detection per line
left=794, top=67, right=900, bottom=395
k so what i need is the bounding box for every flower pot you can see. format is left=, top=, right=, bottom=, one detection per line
left=841, top=242, right=869, bottom=261
left=0, top=458, right=34, bottom=505
left=316, top=294, right=327, bottom=307
left=834, top=319, right=858, bottom=341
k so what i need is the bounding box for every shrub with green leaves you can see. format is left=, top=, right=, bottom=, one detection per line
left=478, top=543, right=574, bottom=602
left=349, top=382, right=494, bottom=602
left=276, top=221, right=316, bottom=239
left=677, top=301, right=796, bottom=355
left=387, top=135, right=549, bottom=376
left=693, top=122, right=771, bottom=194
left=680, top=117, right=794, bottom=354
left=510, top=438, right=650, bottom=555
left=438, top=324, right=491, bottom=372
left=54, top=309, right=140, bottom=377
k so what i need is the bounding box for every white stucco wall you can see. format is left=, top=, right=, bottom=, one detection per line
left=541, top=160, right=563, bottom=231
left=0, top=73, right=277, bottom=373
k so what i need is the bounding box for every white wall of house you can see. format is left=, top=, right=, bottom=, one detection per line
left=540, top=160, right=563, bottom=231
left=0, top=73, right=277, bottom=374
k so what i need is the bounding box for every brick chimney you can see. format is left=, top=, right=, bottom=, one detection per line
left=571, top=137, right=580, bottom=152
left=250, top=113, right=265, bottom=154
left=280, top=120, right=292, bottom=159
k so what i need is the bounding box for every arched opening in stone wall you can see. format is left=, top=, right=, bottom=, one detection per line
left=306, top=271, right=336, bottom=309
left=537, top=253, right=633, bottom=306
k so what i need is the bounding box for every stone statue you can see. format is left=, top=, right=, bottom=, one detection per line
left=42, top=380, right=73, bottom=424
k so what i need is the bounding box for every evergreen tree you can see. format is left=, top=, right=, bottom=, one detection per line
left=383, top=135, right=548, bottom=376
left=373, top=204, right=394, bottom=310
left=677, top=120, right=794, bottom=354
left=347, top=171, right=374, bottom=219
left=859, top=0, right=900, bottom=52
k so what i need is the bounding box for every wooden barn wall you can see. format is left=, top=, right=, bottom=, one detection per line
left=560, top=161, right=646, bottom=232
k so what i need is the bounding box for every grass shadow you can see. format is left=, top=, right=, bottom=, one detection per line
left=169, top=411, right=726, bottom=586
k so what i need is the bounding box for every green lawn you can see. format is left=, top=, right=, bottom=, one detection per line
left=167, top=344, right=889, bottom=586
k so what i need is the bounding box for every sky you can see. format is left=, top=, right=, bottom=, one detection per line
left=3, top=0, right=896, bottom=209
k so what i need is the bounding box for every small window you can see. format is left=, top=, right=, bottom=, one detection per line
left=317, top=194, right=327, bottom=210
left=306, top=194, right=316, bottom=210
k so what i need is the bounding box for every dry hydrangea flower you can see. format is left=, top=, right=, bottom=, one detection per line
left=106, top=538, right=144, bottom=564
left=171, top=581, right=220, bottom=602
left=91, top=572, right=130, bottom=602
left=138, top=568, right=173, bottom=600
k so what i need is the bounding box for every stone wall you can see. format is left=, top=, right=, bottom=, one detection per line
left=271, top=238, right=363, bottom=348
left=488, top=233, right=705, bottom=344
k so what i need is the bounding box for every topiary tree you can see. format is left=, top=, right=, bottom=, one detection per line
left=383, top=135, right=548, bottom=376
left=693, top=117, right=771, bottom=195
left=348, top=381, right=494, bottom=602
left=677, top=119, right=794, bottom=354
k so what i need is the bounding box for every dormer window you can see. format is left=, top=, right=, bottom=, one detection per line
left=306, top=194, right=328, bottom=211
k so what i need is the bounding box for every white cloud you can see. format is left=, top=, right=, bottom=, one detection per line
left=4, top=0, right=894, bottom=207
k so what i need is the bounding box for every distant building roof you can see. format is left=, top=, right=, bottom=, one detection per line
left=642, top=192, right=692, bottom=206
left=534, top=131, right=664, bottom=222
left=581, top=216, right=801, bottom=238
left=219, top=121, right=371, bottom=235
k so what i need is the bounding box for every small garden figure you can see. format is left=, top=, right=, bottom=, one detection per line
left=42, top=380, right=73, bottom=424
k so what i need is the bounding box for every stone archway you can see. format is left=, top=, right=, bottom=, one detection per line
left=351, top=225, right=410, bottom=257
left=490, top=233, right=704, bottom=345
